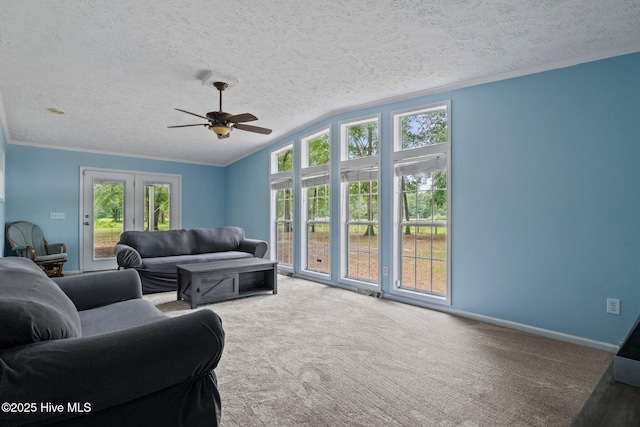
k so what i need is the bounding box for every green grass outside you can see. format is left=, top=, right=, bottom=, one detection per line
left=93, top=219, right=168, bottom=246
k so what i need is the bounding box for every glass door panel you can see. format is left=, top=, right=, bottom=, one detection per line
left=144, top=183, right=171, bottom=231
left=82, top=170, right=134, bottom=271
left=93, top=181, right=125, bottom=258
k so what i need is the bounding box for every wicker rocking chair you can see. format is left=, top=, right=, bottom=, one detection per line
left=5, top=221, right=68, bottom=277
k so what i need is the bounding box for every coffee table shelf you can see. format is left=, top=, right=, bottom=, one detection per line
left=177, top=258, right=278, bottom=308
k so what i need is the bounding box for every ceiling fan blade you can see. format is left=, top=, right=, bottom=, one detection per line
left=234, top=123, right=272, bottom=135
left=175, top=108, right=208, bottom=120
left=226, top=113, right=258, bottom=123
left=167, top=124, right=207, bottom=128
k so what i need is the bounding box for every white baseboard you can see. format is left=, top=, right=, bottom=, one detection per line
left=278, top=274, right=619, bottom=353
left=382, top=293, right=619, bottom=353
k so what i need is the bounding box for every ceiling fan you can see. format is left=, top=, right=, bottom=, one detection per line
left=168, top=81, right=272, bottom=139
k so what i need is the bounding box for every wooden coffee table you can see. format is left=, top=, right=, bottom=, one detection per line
left=177, top=258, right=278, bottom=308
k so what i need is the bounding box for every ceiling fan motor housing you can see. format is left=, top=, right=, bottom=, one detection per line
left=206, top=111, right=231, bottom=122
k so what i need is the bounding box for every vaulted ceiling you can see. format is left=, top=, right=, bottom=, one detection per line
left=1, top=1, right=639, bottom=166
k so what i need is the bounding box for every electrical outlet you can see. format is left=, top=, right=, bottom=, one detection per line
left=382, top=266, right=388, bottom=276
left=607, top=298, right=620, bottom=315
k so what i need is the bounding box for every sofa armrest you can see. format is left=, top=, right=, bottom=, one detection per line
left=53, top=269, right=143, bottom=311
left=0, top=309, right=224, bottom=426
left=239, top=238, right=268, bottom=258
left=114, top=243, right=143, bottom=268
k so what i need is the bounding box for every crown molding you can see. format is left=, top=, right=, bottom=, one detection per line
left=235, top=47, right=640, bottom=164
left=7, top=48, right=640, bottom=167
left=7, top=139, right=224, bottom=167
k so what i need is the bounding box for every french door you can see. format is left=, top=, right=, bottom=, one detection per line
left=81, top=168, right=181, bottom=272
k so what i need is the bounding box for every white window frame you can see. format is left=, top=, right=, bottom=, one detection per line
left=391, top=101, right=451, bottom=305
left=301, top=128, right=331, bottom=278
left=270, top=144, right=294, bottom=271
left=340, top=115, right=381, bottom=162
left=135, top=173, right=182, bottom=231
left=339, top=115, right=381, bottom=290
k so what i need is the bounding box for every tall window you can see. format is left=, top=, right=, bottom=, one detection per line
left=340, top=117, right=380, bottom=286
left=301, top=129, right=330, bottom=275
left=393, top=103, right=450, bottom=300
left=270, top=145, right=294, bottom=268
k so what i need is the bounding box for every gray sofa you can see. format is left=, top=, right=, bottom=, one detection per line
left=114, top=226, right=268, bottom=294
left=0, top=257, right=225, bottom=426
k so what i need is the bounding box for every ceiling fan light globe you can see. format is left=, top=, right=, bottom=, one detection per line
left=211, top=125, right=231, bottom=136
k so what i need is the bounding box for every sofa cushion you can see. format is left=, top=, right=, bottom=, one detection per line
left=79, top=299, right=167, bottom=336
left=141, top=251, right=253, bottom=272
left=191, top=227, right=244, bottom=254
left=119, top=229, right=193, bottom=257
left=0, top=258, right=82, bottom=349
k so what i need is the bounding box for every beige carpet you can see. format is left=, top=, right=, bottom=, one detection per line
left=147, top=276, right=612, bottom=427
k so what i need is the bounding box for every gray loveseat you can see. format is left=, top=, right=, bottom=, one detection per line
left=114, top=226, right=268, bottom=294
left=0, top=257, right=225, bottom=426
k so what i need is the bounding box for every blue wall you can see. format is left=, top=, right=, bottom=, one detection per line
left=449, top=54, right=640, bottom=345
left=4, top=53, right=639, bottom=346
left=4, top=145, right=225, bottom=270
left=224, top=149, right=272, bottom=243
left=225, top=53, right=640, bottom=346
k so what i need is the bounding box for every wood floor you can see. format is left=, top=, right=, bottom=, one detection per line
left=571, top=363, right=640, bottom=426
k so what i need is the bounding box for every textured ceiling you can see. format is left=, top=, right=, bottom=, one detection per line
left=1, top=1, right=639, bottom=166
